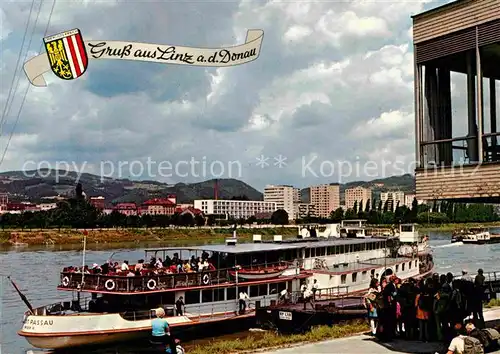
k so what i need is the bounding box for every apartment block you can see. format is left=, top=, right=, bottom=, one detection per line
left=293, top=202, right=316, bottom=219
left=194, top=199, right=277, bottom=220
left=309, top=184, right=340, bottom=218
left=380, top=191, right=405, bottom=211
left=264, top=185, right=299, bottom=220
left=345, top=186, right=372, bottom=210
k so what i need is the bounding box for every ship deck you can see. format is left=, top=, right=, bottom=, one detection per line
left=314, top=257, right=418, bottom=275
left=144, top=237, right=388, bottom=255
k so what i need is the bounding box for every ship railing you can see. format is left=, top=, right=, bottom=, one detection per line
left=452, top=271, right=500, bottom=282
left=281, top=285, right=351, bottom=306
left=25, top=295, right=93, bottom=317
left=59, top=260, right=299, bottom=292
left=118, top=301, right=248, bottom=323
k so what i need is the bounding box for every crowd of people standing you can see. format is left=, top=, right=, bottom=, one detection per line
left=363, top=269, right=496, bottom=352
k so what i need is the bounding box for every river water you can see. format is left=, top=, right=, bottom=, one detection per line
left=2, top=230, right=500, bottom=354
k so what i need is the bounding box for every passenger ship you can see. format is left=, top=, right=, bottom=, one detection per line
left=18, top=223, right=433, bottom=350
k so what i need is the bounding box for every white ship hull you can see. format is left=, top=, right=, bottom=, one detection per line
left=20, top=310, right=254, bottom=349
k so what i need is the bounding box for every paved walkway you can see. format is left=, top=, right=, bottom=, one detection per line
left=260, top=308, right=500, bottom=354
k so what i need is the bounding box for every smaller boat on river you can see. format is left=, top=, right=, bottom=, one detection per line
left=452, top=228, right=500, bottom=245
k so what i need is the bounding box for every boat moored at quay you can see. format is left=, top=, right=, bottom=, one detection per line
left=17, top=223, right=433, bottom=350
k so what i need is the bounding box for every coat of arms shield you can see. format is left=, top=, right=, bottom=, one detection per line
left=44, top=28, right=88, bottom=81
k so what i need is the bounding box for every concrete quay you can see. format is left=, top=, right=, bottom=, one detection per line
left=260, top=308, right=500, bottom=354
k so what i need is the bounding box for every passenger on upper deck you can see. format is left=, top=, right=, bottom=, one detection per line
left=92, top=263, right=101, bottom=274
left=135, top=259, right=144, bottom=272
left=183, top=260, right=191, bottom=273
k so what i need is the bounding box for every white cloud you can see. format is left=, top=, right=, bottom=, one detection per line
left=0, top=0, right=465, bottom=191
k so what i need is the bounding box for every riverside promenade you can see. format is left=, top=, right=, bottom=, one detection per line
left=260, top=308, right=500, bottom=354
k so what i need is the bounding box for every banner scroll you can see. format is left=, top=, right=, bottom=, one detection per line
left=24, top=29, right=264, bottom=87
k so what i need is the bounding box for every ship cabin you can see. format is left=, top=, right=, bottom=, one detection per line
left=340, top=219, right=369, bottom=238
left=49, top=236, right=429, bottom=319
left=57, top=236, right=422, bottom=297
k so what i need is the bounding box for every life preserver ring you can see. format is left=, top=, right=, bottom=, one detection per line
left=105, top=279, right=115, bottom=291
left=62, top=276, right=70, bottom=287
left=147, top=279, right=157, bottom=290
left=202, top=274, right=210, bottom=285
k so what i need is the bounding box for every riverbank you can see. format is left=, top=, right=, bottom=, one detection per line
left=417, top=221, right=500, bottom=232
left=0, top=227, right=299, bottom=247
left=187, top=320, right=369, bottom=354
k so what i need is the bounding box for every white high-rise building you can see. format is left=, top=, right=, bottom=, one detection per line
left=381, top=191, right=406, bottom=211
left=194, top=199, right=277, bottom=220
left=264, top=185, right=300, bottom=220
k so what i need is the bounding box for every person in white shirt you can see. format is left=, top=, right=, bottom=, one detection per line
left=461, top=270, right=473, bottom=282
left=300, top=282, right=308, bottom=300
left=239, top=291, right=249, bottom=314
left=311, top=279, right=319, bottom=300
left=279, top=288, right=289, bottom=304
left=121, top=261, right=129, bottom=272
left=447, top=334, right=466, bottom=354
left=303, top=288, right=314, bottom=309
left=155, top=258, right=163, bottom=269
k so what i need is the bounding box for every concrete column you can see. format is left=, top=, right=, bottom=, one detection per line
left=438, top=67, right=452, bottom=165
left=414, top=54, right=422, bottom=167
left=476, top=30, right=484, bottom=163
left=490, top=79, right=497, bottom=147
left=466, top=50, right=478, bottom=162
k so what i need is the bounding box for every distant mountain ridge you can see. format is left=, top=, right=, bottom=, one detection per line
left=0, top=169, right=415, bottom=205
left=0, top=169, right=262, bottom=205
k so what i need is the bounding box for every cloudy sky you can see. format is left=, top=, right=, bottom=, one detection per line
left=0, top=0, right=467, bottom=190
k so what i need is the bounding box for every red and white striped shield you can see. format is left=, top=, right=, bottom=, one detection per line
left=44, top=28, right=88, bottom=81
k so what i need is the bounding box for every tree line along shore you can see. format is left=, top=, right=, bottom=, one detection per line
left=0, top=227, right=300, bottom=246
left=0, top=186, right=498, bottom=231
left=2, top=222, right=500, bottom=246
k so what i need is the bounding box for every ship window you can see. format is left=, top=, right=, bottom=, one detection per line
left=415, top=260, right=417, bottom=267
left=161, top=292, right=175, bottom=305
left=202, top=289, right=213, bottom=303
left=341, top=274, right=347, bottom=284
left=402, top=263, right=405, bottom=271
left=328, top=246, right=334, bottom=255
left=259, top=284, right=268, bottom=296
left=237, top=286, right=248, bottom=295
left=227, top=287, right=236, bottom=300
left=185, top=290, right=200, bottom=304
left=334, top=246, right=340, bottom=254
left=396, top=265, right=399, bottom=273
left=269, top=283, right=278, bottom=295
left=305, top=248, right=311, bottom=258
left=311, top=248, right=316, bottom=257
left=352, top=272, right=357, bottom=282
left=277, top=282, right=286, bottom=293
left=362, top=271, right=367, bottom=279
left=409, top=261, right=412, bottom=269
left=354, top=244, right=361, bottom=252
left=250, top=285, right=259, bottom=297
left=214, top=288, right=225, bottom=302
left=371, top=269, right=375, bottom=275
